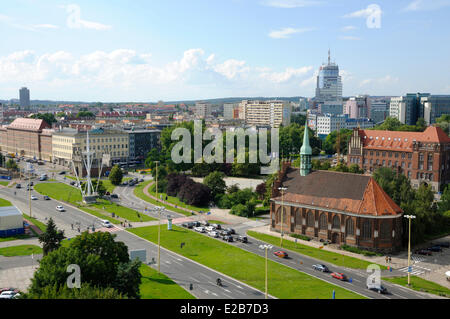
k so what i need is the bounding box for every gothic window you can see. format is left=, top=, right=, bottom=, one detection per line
left=332, top=216, right=340, bottom=229
left=295, top=209, right=302, bottom=226
left=361, top=220, right=372, bottom=239
left=319, top=213, right=327, bottom=230
left=346, top=218, right=354, bottom=236
left=380, top=221, right=391, bottom=240
left=307, top=211, right=315, bottom=228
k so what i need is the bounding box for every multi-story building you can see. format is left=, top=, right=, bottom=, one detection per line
left=319, top=102, right=343, bottom=115
left=345, top=95, right=371, bottom=119
left=241, top=100, right=291, bottom=128
left=420, top=95, right=450, bottom=125
left=316, top=114, right=346, bottom=137
left=0, top=118, right=52, bottom=161
left=126, top=129, right=161, bottom=162
left=370, top=98, right=390, bottom=124
left=223, top=103, right=238, bottom=120
left=347, top=126, right=450, bottom=191
left=195, top=102, right=212, bottom=119
left=19, top=87, right=30, bottom=110
left=390, top=93, right=430, bottom=125
left=315, top=50, right=343, bottom=106
left=52, top=128, right=130, bottom=176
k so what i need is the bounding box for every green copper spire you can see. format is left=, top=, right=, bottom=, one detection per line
left=300, top=119, right=312, bottom=176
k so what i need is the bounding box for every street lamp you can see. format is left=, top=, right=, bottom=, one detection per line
left=155, top=206, right=164, bottom=273
left=154, top=161, right=160, bottom=202
left=404, top=214, right=416, bottom=286
left=259, top=244, right=273, bottom=299
left=278, top=187, right=287, bottom=247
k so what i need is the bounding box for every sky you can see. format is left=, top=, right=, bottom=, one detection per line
left=0, top=0, right=449, bottom=102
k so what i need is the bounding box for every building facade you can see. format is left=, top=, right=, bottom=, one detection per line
left=240, top=100, right=291, bottom=128
left=420, top=95, right=450, bottom=125
left=315, top=50, right=342, bottom=105
left=126, top=129, right=161, bottom=162
left=347, top=126, right=450, bottom=191
left=345, top=95, right=371, bottom=119
left=19, top=87, right=30, bottom=110
left=390, top=93, right=430, bottom=125
left=195, top=102, right=212, bottom=119
left=370, top=98, right=390, bottom=124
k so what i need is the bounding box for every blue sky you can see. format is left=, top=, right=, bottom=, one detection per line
left=0, top=0, right=449, bottom=102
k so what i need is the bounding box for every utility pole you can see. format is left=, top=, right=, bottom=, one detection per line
left=155, top=160, right=161, bottom=273
left=404, top=215, right=416, bottom=286
left=259, top=244, right=272, bottom=299
left=278, top=187, right=287, bottom=247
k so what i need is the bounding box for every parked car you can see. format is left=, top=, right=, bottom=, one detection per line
left=208, top=231, right=219, bottom=238
left=0, top=291, right=18, bottom=299
left=101, top=220, right=113, bottom=228
left=27, top=182, right=34, bottom=186
left=415, top=249, right=432, bottom=256
left=435, top=242, right=450, bottom=248
left=220, top=230, right=231, bottom=236
left=427, top=246, right=443, bottom=252
left=274, top=251, right=288, bottom=258
left=194, top=226, right=206, bottom=233
left=225, top=227, right=235, bottom=235
left=110, top=194, right=119, bottom=199
left=43, top=195, right=50, bottom=200
left=205, top=226, right=215, bottom=232
left=222, top=235, right=233, bottom=242
left=37, top=161, right=44, bottom=165
left=313, top=264, right=330, bottom=272
left=186, top=222, right=195, bottom=229
left=122, top=181, right=128, bottom=186
left=56, top=205, right=65, bottom=212
left=139, top=178, right=144, bottom=182
left=367, top=284, right=387, bottom=294
left=331, top=272, right=348, bottom=281
left=200, top=220, right=210, bottom=226
left=237, top=236, right=248, bottom=243
left=59, top=171, right=66, bottom=175
left=15, top=184, right=21, bottom=189
left=30, top=195, right=38, bottom=200
left=192, top=221, right=201, bottom=227
left=70, top=181, right=76, bottom=186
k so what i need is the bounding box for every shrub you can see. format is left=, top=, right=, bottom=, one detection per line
left=177, top=179, right=211, bottom=207
left=290, top=234, right=311, bottom=241
left=340, top=244, right=380, bottom=257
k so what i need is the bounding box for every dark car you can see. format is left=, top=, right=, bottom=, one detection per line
left=415, top=249, right=432, bottom=256
left=222, top=235, right=233, bottom=242
left=139, top=179, right=144, bottom=183
left=220, top=230, right=231, bottom=236
left=367, top=285, right=387, bottom=294
left=186, top=222, right=195, bottom=229
left=225, top=228, right=235, bottom=235
left=192, top=221, right=201, bottom=227
left=427, top=246, right=443, bottom=252
left=59, top=171, right=66, bottom=175
left=110, top=194, right=119, bottom=199
left=312, top=264, right=330, bottom=272
left=211, top=223, right=222, bottom=230
left=122, top=181, right=128, bottom=186
left=181, top=223, right=188, bottom=228
left=43, top=195, right=50, bottom=200
left=434, top=242, right=450, bottom=248
left=37, top=161, right=44, bottom=165
left=237, top=236, right=248, bottom=243
left=15, top=184, right=21, bottom=189
left=70, top=181, right=76, bottom=186
left=27, top=182, right=34, bottom=186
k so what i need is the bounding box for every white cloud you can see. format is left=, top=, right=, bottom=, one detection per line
left=261, top=0, right=324, bottom=8
left=404, top=0, right=450, bottom=11
left=269, top=27, right=314, bottom=39
left=33, top=24, right=59, bottom=29
left=65, top=4, right=112, bottom=30
left=260, top=66, right=313, bottom=83
left=213, top=59, right=249, bottom=80
left=359, top=75, right=399, bottom=87
left=0, top=14, right=59, bottom=31
left=339, top=35, right=361, bottom=41
left=341, top=25, right=357, bottom=32
left=343, top=4, right=382, bottom=18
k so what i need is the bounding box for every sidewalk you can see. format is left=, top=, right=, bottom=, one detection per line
left=143, top=182, right=199, bottom=215
left=0, top=238, right=41, bottom=249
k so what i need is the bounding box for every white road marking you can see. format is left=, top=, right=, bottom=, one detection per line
left=224, top=289, right=231, bottom=293
left=198, top=272, right=213, bottom=281
left=223, top=293, right=234, bottom=299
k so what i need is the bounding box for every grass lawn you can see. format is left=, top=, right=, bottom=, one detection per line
left=0, top=234, right=31, bottom=243
left=134, top=182, right=193, bottom=217
left=94, top=200, right=157, bottom=222
left=207, top=220, right=227, bottom=225
left=34, top=183, right=82, bottom=203
left=23, top=213, right=47, bottom=232
left=0, top=244, right=42, bottom=256
left=0, top=198, right=13, bottom=206
left=383, top=276, right=450, bottom=298
left=129, top=225, right=366, bottom=299
left=79, top=207, right=121, bottom=225
left=247, top=231, right=386, bottom=270
left=148, top=183, right=209, bottom=214
left=0, top=181, right=10, bottom=187
left=139, top=264, right=196, bottom=299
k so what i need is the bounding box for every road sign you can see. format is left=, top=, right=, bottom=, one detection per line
left=130, top=249, right=147, bottom=263
left=408, top=266, right=412, bottom=273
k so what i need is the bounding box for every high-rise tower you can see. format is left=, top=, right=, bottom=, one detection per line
left=19, top=87, right=30, bottom=110
left=315, top=50, right=342, bottom=105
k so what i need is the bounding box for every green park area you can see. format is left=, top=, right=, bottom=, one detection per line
left=0, top=198, right=13, bottom=206
left=93, top=199, right=156, bottom=222
left=0, top=244, right=42, bottom=257
left=129, top=225, right=366, bottom=299
left=139, top=264, right=196, bottom=299
left=247, top=231, right=386, bottom=270
left=134, top=181, right=193, bottom=216
left=0, top=181, right=10, bottom=187
left=383, top=276, right=450, bottom=298
left=23, top=213, right=47, bottom=233
left=34, top=182, right=82, bottom=203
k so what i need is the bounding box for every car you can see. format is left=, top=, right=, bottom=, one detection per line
left=274, top=251, right=288, bottom=258
left=15, top=184, right=21, bottom=189
left=208, top=231, right=219, bottom=238
left=186, top=222, right=194, bottom=229
left=101, top=220, right=113, bottom=228
left=427, top=246, right=443, bottom=252
left=434, top=242, right=450, bottom=248
left=0, top=291, right=17, bottom=299
left=0, top=288, right=18, bottom=294
left=70, top=181, right=76, bottom=186
left=331, top=272, right=348, bottom=281
left=39, top=176, right=47, bottom=181
left=313, top=264, right=330, bottom=272
left=194, top=226, right=206, bottom=233
left=237, top=236, right=248, bottom=243
left=415, top=249, right=432, bottom=256
left=222, top=235, right=233, bottom=242
left=205, top=226, right=215, bottom=232
left=225, top=227, right=235, bottom=235
left=220, top=230, right=231, bottom=236
left=181, top=223, right=188, bottom=228
left=27, top=182, right=34, bottom=186
left=128, top=181, right=136, bottom=186
left=200, top=220, right=210, bottom=226
left=30, top=195, right=38, bottom=200
left=43, top=195, right=50, bottom=200
left=192, top=221, right=201, bottom=227
left=59, top=171, right=66, bottom=175
left=26, top=186, right=32, bottom=191
left=37, top=161, right=44, bottom=165
left=211, top=223, right=222, bottom=230
left=139, top=178, right=144, bottom=182
left=110, top=194, right=119, bottom=199
left=367, top=284, right=387, bottom=294
left=56, top=205, right=65, bottom=212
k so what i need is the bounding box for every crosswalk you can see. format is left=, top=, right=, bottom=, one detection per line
left=397, top=255, right=431, bottom=276
left=94, top=226, right=121, bottom=233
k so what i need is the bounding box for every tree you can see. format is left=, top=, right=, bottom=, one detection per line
left=203, top=171, right=226, bottom=200
left=81, top=179, right=106, bottom=197
left=348, top=164, right=364, bottom=174
left=436, top=114, right=450, bottom=135
left=323, top=129, right=352, bottom=155
left=6, top=158, right=18, bottom=173
left=30, top=113, right=57, bottom=125
left=439, top=185, right=450, bottom=213
left=291, top=114, right=306, bottom=125
left=38, top=218, right=65, bottom=256
left=178, top=179, right=211, bottom=207
left=166, top=173, right=190, bottom=196
left=112, top=258, right=142, bottom=299
left=256, top=182, right=266, bottom=200
left=109, top=165, right=123, bottom=186
left=22, top=283, right=126, bottom=299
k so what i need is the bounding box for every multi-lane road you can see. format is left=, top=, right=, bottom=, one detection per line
left=0, top=168, right=441, bottom=299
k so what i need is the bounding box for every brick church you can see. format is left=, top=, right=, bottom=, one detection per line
left=270, top=122, right=404, bottom=252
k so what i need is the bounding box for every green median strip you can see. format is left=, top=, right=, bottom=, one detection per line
left=0, top=197, right=13, bottom=207
left=0, top=234, right=31, bottom=243
left=247, top=231, right=386, bottom=270
left=34, top=183, right=82, bottom=203
left=147, top=184, right=209, bottom=214
left=0, top=244, right=42, bottom=257
left=79, top=207, right=121, bottom=225
left=139, top=264, right=196, bottom=299
left=23, top=213, right=47, bottom=232
left=0, top=181, right=10, bottom=187
left=134, top=182, right=193, bottom=217
left=383, top=276, right=450, bottom=298
left=94, top=200, right=157, bottom=222
left=129, top=225, right=366, bottom=299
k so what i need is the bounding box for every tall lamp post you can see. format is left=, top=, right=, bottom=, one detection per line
left=155, top=206, right=164, bottom=273
left=404, top=214, right=416, bottom=286
left=278, top=187, right=287, bottom=247
left=259, top=244, right=273, bottom=299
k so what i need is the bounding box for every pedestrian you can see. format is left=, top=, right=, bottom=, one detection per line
left=388, top=256, right=392, bottom=264
left=71, top=224, right=73, bottom=230
left=385, top=256, right=388, bottom=264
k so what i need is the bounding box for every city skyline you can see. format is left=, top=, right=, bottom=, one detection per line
left=0, top=0, right=449, bottom=102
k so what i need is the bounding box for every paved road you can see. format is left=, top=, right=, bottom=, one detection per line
left=0, top=184, right=268, bottom=299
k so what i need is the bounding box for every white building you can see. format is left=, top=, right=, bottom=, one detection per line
left=195, top=102, right=212, bottom=119
left=223, top=103, right=238, bottom=120
left=316, top=114, right=346, bottom=136
left=241, top=100, right=291, bottom=128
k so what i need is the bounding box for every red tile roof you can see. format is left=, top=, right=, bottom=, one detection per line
left=8, top=118, right=50, bottom=131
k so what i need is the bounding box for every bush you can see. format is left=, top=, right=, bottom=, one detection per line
left=177, top=179, right=211, bottom=207
left=109, top=165, right=123, bottom=186
left=166, top=173, right=189, bottom=196
left=290, top=234, right=311, bottom=241
left=340, top=244, right=380, bottom=257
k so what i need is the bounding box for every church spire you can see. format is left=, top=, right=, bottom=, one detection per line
left=300, top=119, right=312, bottom=176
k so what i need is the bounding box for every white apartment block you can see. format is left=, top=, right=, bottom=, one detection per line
left=389, top=97, right=405, bottom=123
left=316, top=114, right=346, bottom=136
left=241, top=100, right=291, bottom=128
left=195, top=102, right=212, bottom=119
left=223, top=103, right=238, bottom=120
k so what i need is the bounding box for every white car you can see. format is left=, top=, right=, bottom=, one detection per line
left=0, top=291, right=17, bottom=299
left=205, top=226, right=215, bottom=232
left=194, top=226, right=206, bottom=233
left=208, top=231, right=219, bottom=238
left=101, top=220, right=113, bottom=228
left=31, top=195, right=38, bottom=200
left=56, top=205, right=65, bottom=212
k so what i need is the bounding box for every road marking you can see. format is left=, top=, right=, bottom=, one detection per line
left=198, top=272, right=213, bottom=281
left=224, top=289, right=231, bottom=293
left=223, top=293, right=234, bottom=299
left=165, top=261, right=171, bottom=264
left=236, top=290, right=246, bottom=295
left=236, top=285, right=243, bottom=289
left=204, top=290, right=210, bottom=295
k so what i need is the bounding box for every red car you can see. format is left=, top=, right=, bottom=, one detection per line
left=331, top=272, right=347, bottom=281
left=415, top=249, right=432, bottom=256
left=273, top=251, right=288, bottom=258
